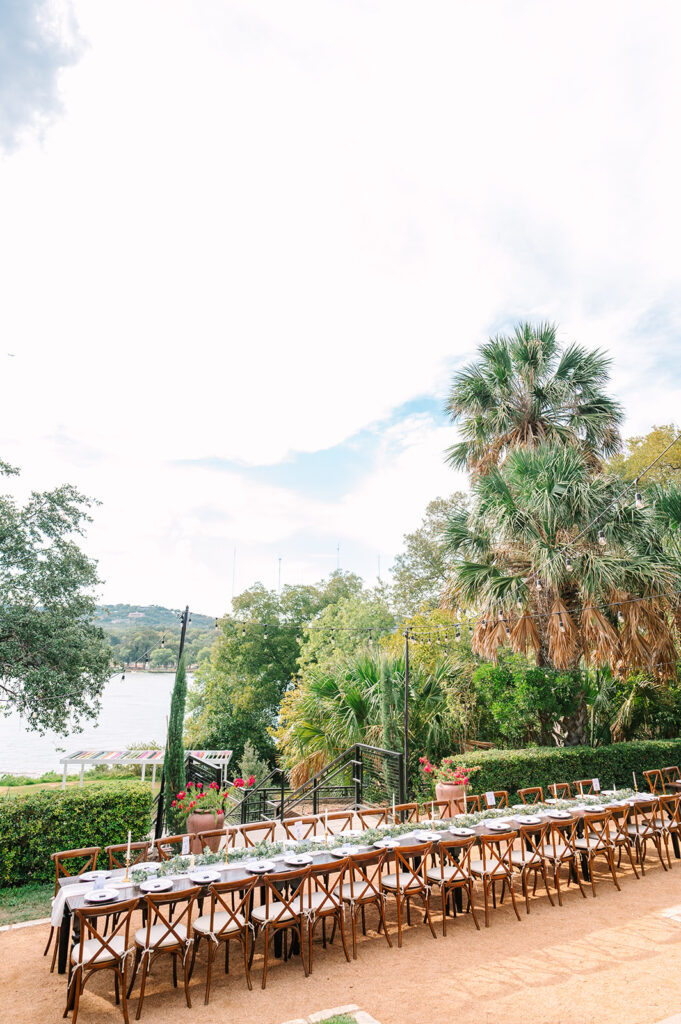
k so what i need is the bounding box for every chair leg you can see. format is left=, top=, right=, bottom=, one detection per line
left=172, top=952, right=178, bottom=988
left=589, top=856, right=597, bottom=897
left=261, top=928, right=269, bottom=990
left=441, top=887, right=448, bottom=937
left=395, top=895, right=403, bottom=947
left=507, top=876, right=522, bottom=922
left=127, top=950, right=141, bottom=999
left=242, top=934, right=253, bottom=991
left=378, top=899, right=392, bottom=949
left=118, top=966, right=130, bottom=1024
left=70, top=973, right=82, bottom=1024
left=625, top=841, right=640, bottom=879
left=483, top=879, right=490, bottom=927
left=338, top=911, right=351, bottom=963
left=467, top=884, right=480, bottom=931
left=541, top=865, right=555, bottom=907
left=135, top=957, right=149, bottom=1021
left=44, top=925, right=55, bottom=957
left=204, top=941, right=215, bottom=1005
left=521, top=871, right=530, bottom=914
left=51, top=930, right=60, bottom=973
left=184, top=947, right=192, bottom=1009
left=607, top=851, right=621, bottom=891
left=423, top=893, right=437, bottom=940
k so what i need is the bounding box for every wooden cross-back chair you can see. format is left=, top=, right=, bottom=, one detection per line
left=662, top=766, right=681, bottom=785
left=390, top=802, right=420, bottom=824
left=546, top=817, right=587, bottom=905
left=250, top=867, right=310, bottom=988
left=518, top=787, right=544, bottom=805
left=462, top=793, right=482, bottom=813
left=482, top=790, right=509, bottom=809
left=626, top=798, right=666, bottom=875
left=338, top=848, right=391, bottom=959
left=657, top=793, right=681, bottom=868
left=196, top=828, right=236, bottom=854
left=127, top=886, right=201, bottom=1019
left=154, top=834, right=196, bottom=861
left=420, top=799, right=452, bottom=820
left=603, top=805, right=639, bottom=879
left=282, top=816, right=318, bottom=841
left=381, top=842, right=436, bottom=947
left=470, top=832, right=521, bottom=927
left=188, top=876, right=257, bottom=1006
left=320, top=810, right=354, bottom=835
left=45, top=846, right=101, bottom=971
left=357, top=806, right=388, bottom=829
left=549, top=782, right=572, bottom=800
left=574, top=812, right=620, bottom=896
left=511, top=822, right=554, bottom=913
left=64, top=897, right=138, bottom=1024
left=573, top=779, right=597, bottom=797
left=235, top=821, right=277, bottom=847
left=301, top=860, right=351, bottom=972
left=426, top=836, right=480, bottom=935
left=106, top=842, right=150, bottom=871
left=644, top=769, right=666, bottom=796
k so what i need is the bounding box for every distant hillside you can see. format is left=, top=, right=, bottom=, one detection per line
left=96, top=604, right=215, bottom=631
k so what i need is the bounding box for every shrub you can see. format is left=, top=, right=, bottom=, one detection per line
left=450, top=738, right=681, bottom=803
left=0, top=782, right=153, bottom=887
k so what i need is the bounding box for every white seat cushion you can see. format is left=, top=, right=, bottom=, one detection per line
left=193, top=911, right=245, bottom=936
left=338, top=881, right=380, bottom=901
left=251, top=902, right=295, bottom=924
left=72, top=935, right=125, bottom=965
left=574, top=838, right=609, bottom=851
left=469, top=859, right=510, bottom=877
left=426, top=865, right=469, bottom=884
left=291, top=890, right=340, bottom=912
left=381, top=872, right=423, bottom=890
left=510, top=851, right=542, bottom=867
left=134, top=923, right=187, bottom=948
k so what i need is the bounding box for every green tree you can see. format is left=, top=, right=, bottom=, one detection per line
left=164, top=653, right=187, bottom=831
left=446, top=322, right=623, bottom=475
left=609, top=424, right=681, bottom=485
left=0, top=459, right=111, bottom=733
left=391, top=494, right=468, bottom=617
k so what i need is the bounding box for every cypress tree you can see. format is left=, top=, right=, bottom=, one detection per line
left=164, top=653, right=187, bottom=833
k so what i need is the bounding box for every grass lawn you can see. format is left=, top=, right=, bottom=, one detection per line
left=0, top=883, right=53, bottom=926
left=320, top=1017, right=356, bottom=1024
left=1, top=779, right=160, bottom=799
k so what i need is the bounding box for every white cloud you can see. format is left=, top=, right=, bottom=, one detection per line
left=1, top=0, right=680, bottom=608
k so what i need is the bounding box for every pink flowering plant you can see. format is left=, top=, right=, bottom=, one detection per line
left=419, top=756, right=480, bottom=788
left=171, top=775, right=256, bottom=823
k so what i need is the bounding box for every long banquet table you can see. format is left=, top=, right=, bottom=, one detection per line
left=55, top=791, right=674, bottom=975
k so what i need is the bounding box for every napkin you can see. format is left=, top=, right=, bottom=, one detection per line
left=51, top=883, right=92, bottom=927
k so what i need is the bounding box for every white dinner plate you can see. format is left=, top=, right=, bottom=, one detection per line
left=327, top=847, right=355, bottom=858
left=84, top=888, right=120, bottom=904
left=547, top=810, right=572, bottom=819
left=449, top=827, right=474, bottom=837
left=140, top=877, right=173, bottom=894
left=485, top=821, right=514, bottom=832
left=373, top=839, right=399, bottom=849
left=515, top=815, right=541, bottom=825
left=80, top=870, right=112, bottom=882
left=246, top=860, right=276, bottom=874
left=284, top=854, right=314, bottom=867
left=189, top=869, right=221, bottom=885
left=413, top=831, right=441, bottom=842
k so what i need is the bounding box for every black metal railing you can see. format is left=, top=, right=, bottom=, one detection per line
left=153, top=754, right=222, bottom=837
left=232, top=744, right=404, bottom=823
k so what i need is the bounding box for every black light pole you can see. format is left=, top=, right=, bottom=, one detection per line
left=403, top=627, right=410, bottom=800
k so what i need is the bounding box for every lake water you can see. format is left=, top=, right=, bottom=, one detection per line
left=0, top=672, right=181, bottom=777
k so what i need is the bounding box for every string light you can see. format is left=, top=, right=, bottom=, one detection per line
left=535, top=579, right=543, bottom=592
left=558, top=614, right=566, bottom=634
left=597, top=529, right=606, bottom=547
left=565, top=555, right=573, bottom=572
left=617, top=606, right=625, bottom=624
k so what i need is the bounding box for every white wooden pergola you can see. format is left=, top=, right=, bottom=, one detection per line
left=59, top=748, right=233, bottom=788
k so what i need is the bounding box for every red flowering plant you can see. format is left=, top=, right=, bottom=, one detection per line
left=419, top=756, right=480, bottom=788
left=171, top=775, right=256, bottom=824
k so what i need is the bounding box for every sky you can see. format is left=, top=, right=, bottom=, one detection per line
left=1, top=0, right=680, bottom=615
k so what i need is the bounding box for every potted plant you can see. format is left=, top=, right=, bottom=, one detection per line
left=419, top=756, right=479, bottom=810
left=171, top=775, right=255, bottom=852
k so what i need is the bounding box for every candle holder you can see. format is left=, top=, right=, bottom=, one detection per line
left=124, top=856, right=131, bottom=884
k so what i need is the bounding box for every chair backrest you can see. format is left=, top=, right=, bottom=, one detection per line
left=582, top=811, right=612, bottom=850
left=549, top=782, right=572, bottom=800
left=421, top=799, right=451, bottom=820
left=644, top=769, right=666, bottom=795
left=437, top=837, right=476, bottom=884
left=573, top=779, right=596, bottom=796
left=518, top=787, right=544, bottom=805
left=662, top=766, right=680, bottom=785
left=358, top=807, right=388, bottom=829
left=344, top=849, right=387, bottom=902
left=658, top=793, right=681, bottom=826
left=74, top=898, right=138, bottom=966
left=154, top=835, right=196, bottom=861
left=483, top=790, right=509, bottom=809
left=518, top=821, right=550, bottom=862
left=51, top=847, right=101, bottom=895
left=138, top=887, right=201, bottom=949
left=207, top=877, right=256, bottom=937
left=106, top=842, right=150, bottom=870
left=477, top=833, right=515, bottom=876
left=462, top=794, right=482, bottom=813
left=321, top=810, right=354, bottom=835
left=605, top=804, right=632, bottom=846
left=259, top=867, right=310, bottom=926
left=628, top=799, right=658, bottom=839
left=548, top=817, right=581, bottom=859
left=390, top=842, right=432, bottom=890
left=392, top=803, right=420, bottom=823
left=306, top=860, right=348, bottom=916
left=236, top=821, right=277, bottom=847
left=196, top=828, right=236, bottom=853
left=282, top=816, right=318, bottom=840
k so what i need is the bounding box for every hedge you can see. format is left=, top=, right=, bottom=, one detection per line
left=451, top=739, right=681, bottom=804
left=0, top=782, right=153, bottom=887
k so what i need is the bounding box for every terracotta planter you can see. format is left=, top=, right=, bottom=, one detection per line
left=186, top=811, right=225, bottom=853
left=435, top=782, right=466, bottom=814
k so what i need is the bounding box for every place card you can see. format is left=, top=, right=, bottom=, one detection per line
left=592, top=778, right=601, bottom=792
left=485, top=791, right=496, bottom=807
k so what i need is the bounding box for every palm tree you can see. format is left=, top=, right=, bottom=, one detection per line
left=444, top=443, right=680, bottom=691
left=446, top=322, right=624, bottom=475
